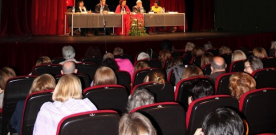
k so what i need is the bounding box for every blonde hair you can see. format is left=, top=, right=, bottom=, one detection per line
left=232, top=50, right=247, bottom=62
left=182, top=65, right=203, bottom=80
left=113, top=47, right=124, bottom=55
left=219, top=46, right=232, bottom=54
left=201, top=52, right=214, bottom=67
left=0, top=67, right=16, bottom=90
left=185, top=42, right=195, bottom=52
left=119, top=112, right=157, bottom=135
left=134, top=61, right=150, bottom=72
left=29, top=74, right=56, bottom=94
left=35, top=56, right=52, bottom=66
left=229, top=72, right=256, bottom=101
left=94, top=66, right=117, bottom=86
left=253, top=47, right=267, bottom=58
left=158, top=49, right=171, bottom=63
left=52, top=74, right=82, bottom=102
left=146, top=70, right=165, bottom=84
left=191, top=46, right=205, bottom=57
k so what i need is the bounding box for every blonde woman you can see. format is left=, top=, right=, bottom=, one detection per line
left=232, top=50, right=247, bottom=62
left=253, top=47, right=268, bottom=58
left=93, top=66, right=117, bottom=86
left=219, top=46, right=232, bottom=54
left=119, top=112, right=157, bottom=135
left=33, top=74, right=97, bottom=135
left=10, top=74, right=56, bottom=134
left=158, top=49, right=172, bottom=64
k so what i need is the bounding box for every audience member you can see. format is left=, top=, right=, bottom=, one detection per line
left=100, top=58, right=119, bottom=71
left=219, top=46, right=232, bottom=54
left=119, top=112, right=157, bottom=135
left=194, top=108, right=244, bottom=135
left=103, top=52, right=114, bottom=60
left=182, top=65, right=203, bottom=80
left=191, top=46, right=205, bottom=57
left=209, top=56, right=227, bottom=84
left=244, top=55, right=263, bottom=74
left=253, top=47, right=268, bottom=58
left=93, top=66, right=117, bottom=86
left=0, top=67, right=16, bottom=108
left=144, top=69, right=165, bottom=84
left=115, top=58, right=134, bottom=80
left=10, top=74, right=56, bottom=134
left=232, top=50, right=247, bottom=62
left=127, top=88, right=154, bottom=112
left=35, top=56, right=52, bottom=66
left=166, top=57, right=185, bottom=85
left=59, top=46, right=80, bottom=64
left=84, top=46, right=102, bottom=58
left=201, top=52, right=214, bottom=67
left=134, top=61, right=150, bottom=72
left=229, top=72, right=256, bottom=101
left=137, top=52, right=150, bottom=61
left=113, top=47, right=124, bottom=56
left=158, top=49, right=172, bottom=64
left=203, top=42, right=213, bottom=50
left=185, top=42, right=195, bottom=52
left=188, top=80, right=214, bottom=105
left=33, top=74, right=97, bottom=135
left=61, top=61, right=77, bottom=74
left=269, top=41, right=276, bottom=57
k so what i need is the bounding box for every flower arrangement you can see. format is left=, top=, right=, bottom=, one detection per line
left=129, top=15, right=148, bottom=36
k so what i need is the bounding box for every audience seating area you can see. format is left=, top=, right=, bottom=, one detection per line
left=2, top=46, right=276, bottom=135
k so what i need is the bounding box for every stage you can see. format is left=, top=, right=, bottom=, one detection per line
left=1, top=31, right=276, bottom=75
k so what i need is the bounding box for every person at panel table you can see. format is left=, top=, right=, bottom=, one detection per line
left=151, top=1, right=162, bottom=13
left=95, top=0, right=110, bottom=13
left=115, top=0, right=131, bottom=14
left=75, top=0, right=91, bottom=36
left=132, top=0, right=145, bottom=13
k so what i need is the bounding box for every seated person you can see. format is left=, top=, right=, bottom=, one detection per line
left=244, top=55, right=263, bottom=74
left=75, top=0, right=91, bottom=36
left=126, top=88, right=154, bottom=112
left=232, top=50, right=247, bottom=62
left=59, top=46, right=80, bottom=65
left=0, top=67, right=16, bottom=108
left=144, top=69, right=165, bottom=85
left=33, top=74, right=97, bottom=135
left=229, top=72, right=256, bottom=101
left=208, top=56, right=227, bottom=84
left=61, top=61, right=78, bottom=74
left=188, top=80, right=214, bottom=105
left=100, top=58, right=119, bottom=71
left=165, top=57, right=185, bottom=85
left=194, top=108, right=244, bottom=135
left=95, top=0, right=109, bottom=13
left=132, top=0, right=145, bottom=13
left=182, top=65, right=203, bottom=80
left=253, top=47, right=268, bottom=58
left=191, top=46, right=205, bottom=57
left=119, top=112, right=157, bottom=135
left=269, top=41, right=276, bottom=57
left=10, top=74, right=56, bottom=134
left=93, top=66, right=117, bottom=86
left=201, top=52, right=214, bottom=68
left=151, top=1, right=162, bottom=13
left=113, top=47, right=124, bottom=56
left=137, top=52, right=150, bottom=61
left=219, top=46, right=232, bottom=55
left=134, top=61, right=150, bottom=73
left=115, top=0, right=131, bottom=13
left=158, top=49, right=171, bottom=64
left=35, top=56, right=52, bottom=66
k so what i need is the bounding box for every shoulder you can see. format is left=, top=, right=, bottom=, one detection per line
left=96, top=4, right=100, bottom=7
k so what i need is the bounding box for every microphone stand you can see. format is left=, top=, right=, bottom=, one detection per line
left=102, top=10, right=107, bottom=53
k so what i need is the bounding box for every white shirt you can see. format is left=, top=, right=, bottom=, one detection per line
left=33, top=98, right=97, bottom=135
left=79, top=6, right=87, bottom=13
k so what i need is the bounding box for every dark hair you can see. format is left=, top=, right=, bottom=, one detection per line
left=160, top=40, right=172, bottom=51
left=202, top=108, right=244, bottom=135
left=119, top=0, right=126, bottom=5
left=191, top=46, right=205, bottom=57
left=189, top=80, right=214, bottom=101
left=78, top=0, right=84, bottom=5
left=166, top=57, right=183, bottom=70
left=100, top=58, right=119, bottom=71
left=154, top=0, right=159, bottom=5
left=245, top=55, right=263, bottom=71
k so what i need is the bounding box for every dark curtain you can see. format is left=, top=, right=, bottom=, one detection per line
left=0, top=0, right=66, bottom=36
left=193, top=0, right=214, bottom=31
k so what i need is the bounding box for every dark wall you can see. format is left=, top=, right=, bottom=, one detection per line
left=214, top=0, right=276, bottom=32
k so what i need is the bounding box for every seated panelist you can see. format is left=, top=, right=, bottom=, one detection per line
left=132, top=0, right=145, bottom=13
left=95, top=0, right=110, bottom=13
left=151, top=1, right=162, bottom=13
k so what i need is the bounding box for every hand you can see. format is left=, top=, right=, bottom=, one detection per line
left=88, top=10, right=91, bottom=14
left=194, top=128, right=204, bottom=135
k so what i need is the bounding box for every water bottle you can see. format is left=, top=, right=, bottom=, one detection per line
left=100, top=8, right=103, bottom=14
left=140, top=7, right=144, bottom=13
left=72, top=6, right=75, bottom=13
left=162, top=7, right=165, bottom=13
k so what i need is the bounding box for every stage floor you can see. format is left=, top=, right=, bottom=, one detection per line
left=0, top=31, right=256, bottom=44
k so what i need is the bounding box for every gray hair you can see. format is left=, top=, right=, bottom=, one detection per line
left=127, top=89, right=154, bottom=112
left=245, top=55, right=263, bottom=71
left=137, top=52, right=150, bottom=61
left=136, top=0, right=142, bottom=4
left=62, top=46, right=76, bottom=60
left=204, top=43, right=213, bottom=50
left=62, top=61, right=76, bottom=74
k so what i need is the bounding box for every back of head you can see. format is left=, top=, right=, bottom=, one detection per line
left=62, top=61, right=77, bottom=74
left=219, top=46, right=232, bottom=54
left=103, top=52, right=114, bottom=60
left=94, top=66, right=117, bottom=86
left=189, top=80, right=214, bottom=102
left=0, top=67, right=16, bottom=90
left=229, top=72, right=256, bottom=101
left=253, top=47, right=268, bottom=58
left=202, top=108, right=244, bottom=135
left=135, top=61, right=150, bottom=72
left=204, top=43, right=212, bottom=50
left=182, top=65, right=203, bottom=80
left=211, top=56, right=226, bottom=72
left=146, top=70, right=165, bottom=84
left=158, top=49, right=172, bottom=63
left=53, top=74, right=82, bottom=102
left=2, top=67, right=16, bottom=78
left=29, top=74, right=56, bottom=94
left=166, top=57, right=183, bottom=70
left=191, top=46, right=205, bottom=57
left=84, top=46, right=102, bottom=58
left=35, top=56, right=52, bottom=66
left=232, top=50, right=247, bottom=62
left=62, top=46, right=76, bottom=60
left=119, top=112, right=157, bottom=135
left=245, top=55, right=263, bottom=71
left=160, top=40, right=173, bottom=51
left=100, top=58, right=119, bottom=71
left=185, top=42, right=195, bottom=52
left=113, top=47, right=124, bottom=55
left=137, top=52, right=150, bottom=61
left=127, top=88, right=154, bottom=112
left=201, top=53, right=214, bottom=67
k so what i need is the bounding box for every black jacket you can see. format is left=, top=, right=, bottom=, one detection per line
left=95, top=4, right=110, bottom=13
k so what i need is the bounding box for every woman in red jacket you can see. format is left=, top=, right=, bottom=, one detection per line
left=115, top=0, right=131, bottom=13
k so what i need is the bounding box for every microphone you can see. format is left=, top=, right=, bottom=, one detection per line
left=102, top=8, right=107, bottom=53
